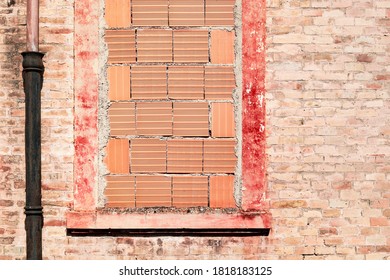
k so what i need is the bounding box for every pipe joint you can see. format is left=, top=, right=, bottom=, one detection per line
left=24, top=206, right=43, bottom=216
left=22, top=51, right=45, bottom=73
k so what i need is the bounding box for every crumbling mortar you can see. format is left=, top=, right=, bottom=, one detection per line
left=234, top=0, right=243, bottom=208
left=122, top=26, right=233, bottom=31
left=97, top=206, right=241, bottom=215
left=97, top=0, right=110, bottom=208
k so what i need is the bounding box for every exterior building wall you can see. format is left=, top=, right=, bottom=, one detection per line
left=0, top=0, right=389, bottom=259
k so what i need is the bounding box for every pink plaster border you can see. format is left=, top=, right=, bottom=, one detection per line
left=67, top=212, right=268, bottom=229
left=69, top=0, right=269, bottom=229
left=241, top=0, right=267, bottom=211
left=73, top=0, right=99, bottom=211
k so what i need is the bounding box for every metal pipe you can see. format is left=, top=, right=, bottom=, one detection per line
left=23, top=0, right=44, bottom=260
left=27, top=0, right=39, bottom=51
left=23, top=51, right=44, bottom=260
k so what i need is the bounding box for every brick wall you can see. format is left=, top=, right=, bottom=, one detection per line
left=0, top=0, right=389, bottom=259
left=0, top=0, right=74, bottom=258
left=266, top=0, right=389, bottom=259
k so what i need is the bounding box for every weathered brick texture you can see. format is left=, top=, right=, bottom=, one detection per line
left=0, top=0, right=388, bottom=259
left=266, top=0, right=390, bottom=259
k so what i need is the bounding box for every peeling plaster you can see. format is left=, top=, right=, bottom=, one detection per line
left=241, top=0, right=267, bottom=211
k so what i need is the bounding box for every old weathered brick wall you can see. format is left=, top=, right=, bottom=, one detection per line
left=0, top=0, right=389, bottom=259
left=266, top=0, right=389, bottom=259
left=0, top=0, right=74, bottom=258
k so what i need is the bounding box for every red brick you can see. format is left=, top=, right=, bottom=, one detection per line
left=169, top=0, right=204, bottom=26
left=173, top=102, right=209, bottom=137
left=319, top=228, right=338, bottom=236
left=105, top=176, right=135, bottom=207
left=132, top=0, right=168, bottom=26
left=136, top=102, right=173, bottom=136
left=203, top=140, right=236, bottom=173
left=173, top=30, right=209, bottom=63
left=370, top=217, right=389, bottom=226
left=168, top=66, right=204, bottom=99
left=172, top=176, right=208, bottom=207
left=130, top=139, right=166, bottom=173
left=205, top=66, right=235, bottom=100
left=136, top=176, right=172, bottom=207
left=210, top=176, right=236, bottom=208
left=105, top=0, right=131, bottom=28
left=108, top=102, right=135, bottom=136
left=271, top=200, right=307, bottom=208
left=131, top=66, right=167, bottom=99
left=105, top=139, right=130, bottom=174
left=108, top=66, right=131, bottom=101
left=206, top=0, right=235, bottom=26
left=210, top=30, right=235, bottom=64
left=211, top=103, right=235, bottom=138
left=137, top=30, right=172, bottom=62
left=106, top=30, right=136, bottom=63
left=167, top=140, right=203, bottom=173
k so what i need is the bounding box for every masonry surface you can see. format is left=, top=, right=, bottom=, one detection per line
left=0, top=0, right=389, bottom=259
left=103, top=1, right=238, bottom=209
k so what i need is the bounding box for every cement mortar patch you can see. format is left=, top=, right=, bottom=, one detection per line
left=234, top=0, right=243, bottom=207
left=98, top=0, right=110, bottom=208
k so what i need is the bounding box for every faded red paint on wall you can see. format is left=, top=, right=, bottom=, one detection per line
left=73, top=0, right=100, bottom=210
left=241, top=0, right=267, bottom=211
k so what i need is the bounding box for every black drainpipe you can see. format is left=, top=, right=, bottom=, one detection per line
left=22, top=0, right=44, bottom=260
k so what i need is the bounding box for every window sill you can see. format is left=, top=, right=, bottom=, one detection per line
left=66, top=211, right=270, bottom=230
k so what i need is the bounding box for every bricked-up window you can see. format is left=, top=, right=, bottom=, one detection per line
left=70, top=0, right=267, bottom=230
left=103, top=0, right=238, bottom=209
